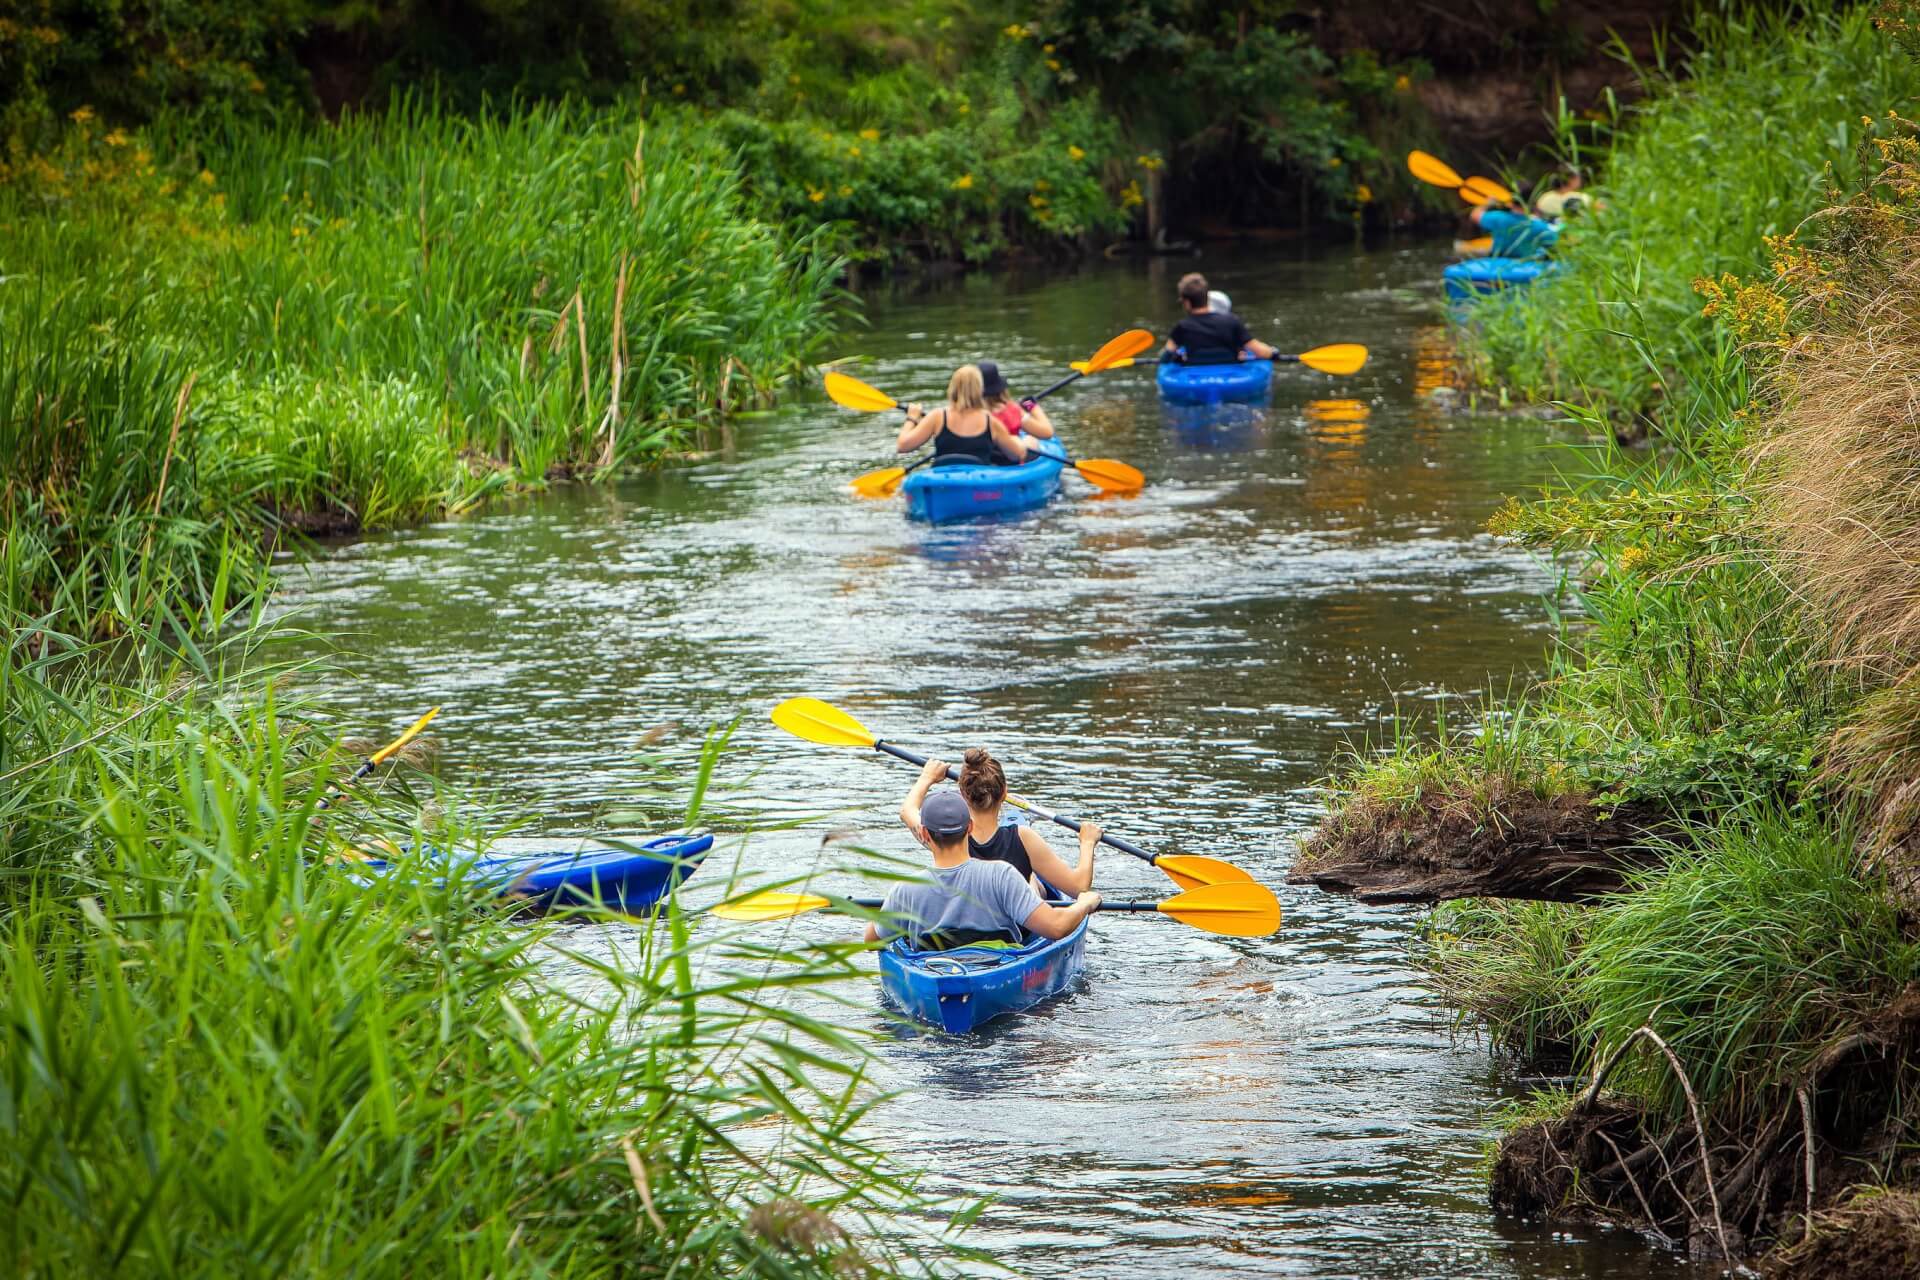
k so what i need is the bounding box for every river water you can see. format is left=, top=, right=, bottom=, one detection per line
left=278, top=243, right=1698, bottom=1278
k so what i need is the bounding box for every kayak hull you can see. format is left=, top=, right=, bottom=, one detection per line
left=900, top=436, right=1067, bottom=523
left=1443, top=256, right=1564, bottom=302
left=356, top=833, right=712, bottom=911
left=878, top=909, right=1089, bottom=1034
left=1156, top=360, right=1274, bottom=405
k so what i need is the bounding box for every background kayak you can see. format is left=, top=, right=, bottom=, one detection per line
left=878, top=909, right=1090, bottom=1033
left=354, top=832, right=713, bottom=911
left=900, top=435, right=1068, bottom=523
left=1156, top=360, right=1275, bottom=404
left=1443, top=256, right=1565, bottom=303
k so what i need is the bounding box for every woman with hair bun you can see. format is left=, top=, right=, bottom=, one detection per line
left=901, top=746, right=1099, bottom=895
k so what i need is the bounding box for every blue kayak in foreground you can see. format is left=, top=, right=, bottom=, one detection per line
left=355, top=832, right=713, bottom=911
left=900, top=435, right=1068, bottom=523
left=1443, top=256, right=1564, bottom=303
left=878, top=905, right=1089, bottom=1033
left=1156, top=359, right=1274, bottom=405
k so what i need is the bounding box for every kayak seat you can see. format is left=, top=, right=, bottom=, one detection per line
left=913, top=926, right=1026, bottom=952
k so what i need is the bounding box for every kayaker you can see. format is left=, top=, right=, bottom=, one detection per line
left=869, top=771, right=1101, bottom=949
left=1470, top=200, right=1558, bottom=259
left=978, top=360, right=1056, bottom=440
left=899, top=364, right=1029, bottom=465
left=945, top=747, right=1097, bottom=894
left=1162, top=272, right=1276, bottom=365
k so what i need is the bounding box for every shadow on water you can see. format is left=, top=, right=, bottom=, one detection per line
left=276, top=240, right=1704, bottom=1278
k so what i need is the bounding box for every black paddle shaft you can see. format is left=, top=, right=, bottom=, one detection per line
left=873, top=739, right=1165, bottom=868
left=845, top=896, right=1159, bottom=913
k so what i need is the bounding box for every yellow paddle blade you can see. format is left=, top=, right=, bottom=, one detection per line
left=1407, top=149, right=1464, bottom=190
left=1070, top=356, right=1137, bottom=374
left=371, top=706, right=440, bottom=765
left=824, top=370, right=899, bottom=413
left=1157, top=882, right=1282, bottom=938
left=850, top=465, right=907, bottom=498
left=1460, top=234, right=1493, bottom=254
left=1296, top=343, right=1369, bottom=377
left=1083, top=328, right=1157, bottom=373
left=711, top=891, right=833, bottom=922
left=770, top=697, right=879, bottom=749
left=1155, top=854, right=1255, bottom=891
left=1463, top=175, right=1515, bottom=204
left=1072, top=458, right=1145, bottom=494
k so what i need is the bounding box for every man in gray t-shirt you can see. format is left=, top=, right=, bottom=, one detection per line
left=865, top=762, right=1100, bottom=950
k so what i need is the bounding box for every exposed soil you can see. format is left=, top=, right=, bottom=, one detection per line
left=1290, top=785, right=1676, bottom=904
left=265, top=502, right=361, bottom=539
left=1492, top=986, right=1920, bottom=1264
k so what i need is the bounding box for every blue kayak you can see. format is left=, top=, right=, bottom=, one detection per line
left=1156, top=360, right=1274, bottom=405
left=354, top=832, right=712, bottom=912
left=900, top=435, right=1067, bottom=523
left=1443, top=256, right=1564, bottom=303
left=878, top=901, right=1089, bottom=1033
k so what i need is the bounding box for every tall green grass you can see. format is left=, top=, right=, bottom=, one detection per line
left=1468, top=5, right=1920, bottom=425
left=0, top=589, right=953, bottom=1276
left=1, top=99, right=843, bottom=632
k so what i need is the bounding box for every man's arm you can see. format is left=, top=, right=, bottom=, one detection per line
left=1022, top=891, right=1101, bottom=940
left=898, top=756, right=950, bottom=845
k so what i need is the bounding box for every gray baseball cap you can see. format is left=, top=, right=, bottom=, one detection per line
left=921, top=790, right=972, bottom=840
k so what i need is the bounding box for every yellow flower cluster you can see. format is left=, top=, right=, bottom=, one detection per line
left=951, top=173, right=974, bottom=191
left=859, top=128, right=880, bottom=141
left=1067, top=145, right=1084, bottom=161
left=1003, top=23, right=1030, bottom=39
left=1136, top=153, right=1164, bottom=172
left=1354, top=184, right=1372, bottom=204
left=808, top=188, right=825, bottom=203
left=1394, top=74, right=1411, bottom=92
left=1694, top=272, right=1792, bottom=347
left=1119, top=180, right=1143, bottom=208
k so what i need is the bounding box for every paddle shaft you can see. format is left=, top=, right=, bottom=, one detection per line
left=844, top=895, right=1159, bottom=913
left=874, top=739, right=1167, bottom=869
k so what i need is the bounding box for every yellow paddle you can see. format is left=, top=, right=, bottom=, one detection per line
left=770, top=696, right=1258, bottom=893
left=1277, top=343, right=1369, bottom=377
left=843, top=329, right=1154, bottom=498
left=712, top=882, right=1280, bottom=938
left=1409, top=150, right=1516, bottom=205
left=316, top=706, right=441, bottom=812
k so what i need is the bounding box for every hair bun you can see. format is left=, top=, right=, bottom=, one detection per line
left=963, top=747, right=988, bottom=766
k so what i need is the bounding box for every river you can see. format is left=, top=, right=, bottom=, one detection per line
left=277, top=242, right=1697, bottom=1278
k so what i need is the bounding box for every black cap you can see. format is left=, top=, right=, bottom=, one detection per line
left=978, top=361, right=1008, bottom=398
left=921, top=790, right=971, bottom=840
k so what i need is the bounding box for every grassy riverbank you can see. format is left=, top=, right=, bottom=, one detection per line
left=1304, top=4, right=1920, bottom=1265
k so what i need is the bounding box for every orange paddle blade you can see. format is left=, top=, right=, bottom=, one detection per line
left=824, top=371, right=899, bottom=413
left=1296, top=343, right=1368, bottom=377
left=1459, top=234, right=1493, bottom=255
left=850, top=465, right=907, bottom=498
left=1463, top=175, right=1515, bottom=204
left=1407, top=149, right=1465, bottom=189
left=1070, top=356, right=1137, bottom=374
left=1083, top=328, right=1157, bottom=373
left=1157, top=882, right=1282, bottom=938
left=1155, top=854, right=1254, bottom=891
left=1072, top=458, right=1145, bottom=493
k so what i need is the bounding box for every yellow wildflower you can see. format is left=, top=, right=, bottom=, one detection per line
left=848, top=145, right=861, bottom=157
left=1119, top=180, right=1143, bottom=208
left=248, top=77, right=265, bottom=94
left=198, top=169, right=215, bottom=185
left=32, top=26, right=62, bottom=44
left=951, top=173, right=974, bottom=190
left=1067, top=145, right=1085, bottom=161
left=839, top=184, right=853, bottom=196
left=212, top=193, right=226, bottom=209
left=1355, top=184, right=1372, bottom=203
left=1618, top=546, right=1646, bottom=572
left=1003, top=23, right=1028, bottom=39
left=1136, top=153, right=1164, bottom=171
left=1046, top=58, right=1062, bottom=71
left=70, top=105, right=95, bottom=125
left=291, top=225, right=308, bottom=238
left=1394, top=74, right=1411, bottom=92
left=672, top=83, right=685, bottom=94
left=860, top=128, right=880, bottom=141
left=789, top=73, right=800, bottom=85
left=1043, top=43, right=1055, bottom=53
left=1034, top=178, right=1051, bottom=191
left=958, top=103, right=970, bottom=115
left=103, top=129, right=128, bottom=147
left=1329, top=156, right=1342, bottom=168
left=808, top=188, right=826, bottom=203
left=1029, top=193, right=1049, bottom=208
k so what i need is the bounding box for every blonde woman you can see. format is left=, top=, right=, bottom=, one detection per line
left=897, top=364, right=1028, bottom=465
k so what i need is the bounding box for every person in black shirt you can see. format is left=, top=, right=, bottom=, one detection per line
left=1163, top=272, right=1276, bottom=365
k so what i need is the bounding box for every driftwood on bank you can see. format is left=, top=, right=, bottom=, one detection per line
left=1289, top=788, right=1677, bottom=905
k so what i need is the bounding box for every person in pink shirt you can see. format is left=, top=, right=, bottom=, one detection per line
left=978, top=360, right=1056, bottom=441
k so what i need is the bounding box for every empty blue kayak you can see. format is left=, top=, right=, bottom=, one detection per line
left=355, top=832, right=712, bottom=911
left=1443, top=256, right=1564, bottom=303
left=878, top=904, right=1089, bottom=1033
left=900, top=435, right=1067, bottom=523
left=1156, top=360, right=1274, bottom=404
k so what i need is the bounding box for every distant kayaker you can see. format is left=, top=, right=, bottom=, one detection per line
left=1470, top=200, right=1558, bottom=259
left=936, top=747, right=1099, bottom=894
left=899, top=364, right=1030, bottom=464
left=979, top=360, right=1056, bottom=440
left=870, top=770, right=1101, bottom=949
left=1162, top=272, right=1276, bottom=365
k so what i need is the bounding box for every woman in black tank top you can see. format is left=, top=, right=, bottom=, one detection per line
left=895, top=363, right=1028, bottom=466
left=953, top=747, right=1099, bottom=897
